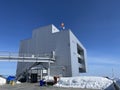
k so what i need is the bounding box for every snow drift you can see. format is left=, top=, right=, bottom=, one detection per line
left=54, top=76, right=113, bottom=89
left=0, top=77, right=6, bottom=85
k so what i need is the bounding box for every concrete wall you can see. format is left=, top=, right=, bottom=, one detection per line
left=69, top=31, right=87, bottom=76
left=50, top=30, right=71, bottom=76
left=16, top=24, right=86, bottom=78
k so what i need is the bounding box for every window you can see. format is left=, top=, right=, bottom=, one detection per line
left=77, top=44, right=83, bottom=55
left=78, top=58, right=82, bottom=63
left=79, top=67, right=82, bottom=72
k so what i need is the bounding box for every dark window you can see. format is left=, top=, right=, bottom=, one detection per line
left=79, top=67, right=82, bottom=72
left=77, top=44, right=83, bottom=55
left=78, top=58, right=82, bottom=63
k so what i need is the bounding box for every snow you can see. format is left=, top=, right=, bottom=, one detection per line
left=16, top=81, right=21, bottom=84
left=0, top=77, right=6, bottom=85
left=54, top=76, right=113, bottom=89
left=43, top=76, right=55, bottom=81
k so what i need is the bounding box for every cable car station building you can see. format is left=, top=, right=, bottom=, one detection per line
left=16, top=24, right=87, bottom=81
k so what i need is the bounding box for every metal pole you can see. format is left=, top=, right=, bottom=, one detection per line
left=40, top=69, right=43, bottom=80
left=48, top=60, right=50, bottom=80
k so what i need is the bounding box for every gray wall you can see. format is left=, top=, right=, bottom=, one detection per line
left=69, top=31, right=87, bottom=76
left=16, top=24, right=86, bottom=78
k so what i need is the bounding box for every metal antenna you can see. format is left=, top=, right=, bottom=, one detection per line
left=112, top=68, right=114, bottom=78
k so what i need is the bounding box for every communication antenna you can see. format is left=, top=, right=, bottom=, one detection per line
left=112, top=68, right=114, bottom=78
left=61, top=22, right=65, bottom=30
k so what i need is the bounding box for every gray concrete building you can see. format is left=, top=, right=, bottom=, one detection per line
left=16, top=24, right=87, bottom=81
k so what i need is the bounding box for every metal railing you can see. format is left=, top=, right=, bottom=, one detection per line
left=0, top=51, right=55, bottom=62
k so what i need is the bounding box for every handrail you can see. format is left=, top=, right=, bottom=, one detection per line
left=0, top=51, right=55, bottom=62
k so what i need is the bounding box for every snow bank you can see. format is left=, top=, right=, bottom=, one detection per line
left=16, top=81, right=21, bottom=84
left=0, top=77, right=6, bottom=85
left=43, top=76, right=54, bottom=81
left=54, top=76, right=113, bottom=89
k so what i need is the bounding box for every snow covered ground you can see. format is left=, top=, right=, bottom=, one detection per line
left=0, top=77, right=6, bottom=85
left=53, top=76, right=113, bottom=90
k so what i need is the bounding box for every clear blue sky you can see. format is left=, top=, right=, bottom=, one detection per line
left=0, top=0, right=120, bottom=77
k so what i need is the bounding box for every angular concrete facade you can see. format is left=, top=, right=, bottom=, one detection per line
left=16, top=24, right=87, bottom=79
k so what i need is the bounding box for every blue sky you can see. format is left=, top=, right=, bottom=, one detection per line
left=0, top=0, right=120, bottom=77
